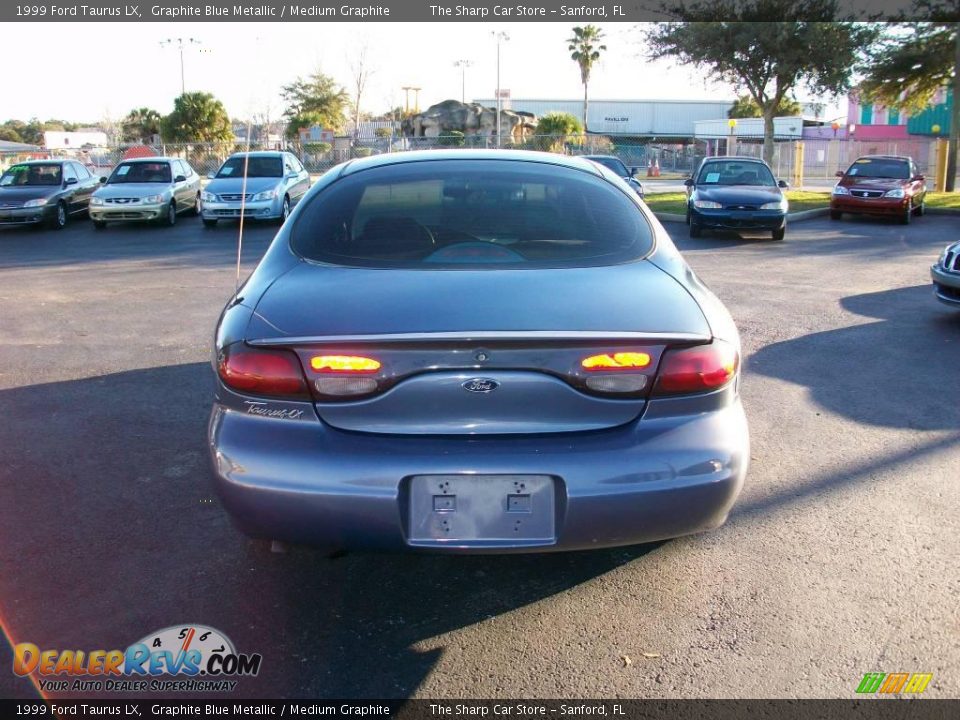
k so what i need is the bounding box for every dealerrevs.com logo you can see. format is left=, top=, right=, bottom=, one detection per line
left=13, top=624, right=262, bottom=693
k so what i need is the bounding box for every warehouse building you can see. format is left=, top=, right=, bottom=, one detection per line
left=472, top=98, right=735, bottom=137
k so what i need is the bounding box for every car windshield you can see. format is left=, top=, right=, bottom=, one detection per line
left=216, top=156, right=283, bottom=179
left=845, top=158, right=910, bottom=180
left=291, top=160, right=652, bottom=269
left=108, top=162, right=171, bottom=184
left=697, top=161, right=776, bottom=187
left=587, top=156, right=629, bottom=176
left=0, top=164, right=62, bottom=187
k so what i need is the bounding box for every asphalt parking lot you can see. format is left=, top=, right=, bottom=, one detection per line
left=0, top=212, right=958, bottom=699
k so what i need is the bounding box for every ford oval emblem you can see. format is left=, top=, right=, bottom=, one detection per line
left=462, top=378, right=499, bottom=393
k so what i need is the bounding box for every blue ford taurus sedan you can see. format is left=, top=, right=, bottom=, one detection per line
left=686, top=157, right=789, bottom=240
left=208, top=150, right=749, bottom=553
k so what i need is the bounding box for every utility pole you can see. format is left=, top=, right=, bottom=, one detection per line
left=453, top=60, right=473, bottom=104
left=160, top=37, right=201, bottom=95
left=401, top=86, right=422, bottom=114
left=491, top=32, right=509, bottom=147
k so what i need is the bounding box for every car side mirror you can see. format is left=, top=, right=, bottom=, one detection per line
left=777, top=180, right=789, bottom=189
left=835, top=170, right=844, bottom=178
left=914, top=175, right=925, bottom=182
left=65, top=177, right=78, bottom=186
left=683, top=178, right=694, bottom=187
left=99, top=176, right=107, bottom=184
left=629, top=167, right=640, bottom=178
left=174, top=175, right=186, bottom=183
left=287, top=172, right=298, bottom=179
left=207, top=172, right=215, bottom=180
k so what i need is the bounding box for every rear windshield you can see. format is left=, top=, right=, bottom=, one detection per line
left=697, top=160, right=775, bottom=186
left=290, top=160, right=652, bottom=269
left=217, top=156, right=283, bottom=179
left=845, top=158, right=910, bottom=180
left=108, top=162, right=171, bottom=184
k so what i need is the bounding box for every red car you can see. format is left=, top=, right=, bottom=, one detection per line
left=830, top=155, right=927, bottom=224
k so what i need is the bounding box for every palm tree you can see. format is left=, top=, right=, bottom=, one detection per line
left=121, top=108, right=162, bottom=145
left=568, top=25, right=606, bottom=133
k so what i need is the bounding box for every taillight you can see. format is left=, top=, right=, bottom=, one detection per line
left=218, top=345, right=309, bottom=399
left=310, top=355, right=381, bottom=373
left=653, top=340, right=738, bottom=396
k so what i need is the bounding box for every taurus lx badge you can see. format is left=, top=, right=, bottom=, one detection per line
left=462, top=378, right=499, bottom=393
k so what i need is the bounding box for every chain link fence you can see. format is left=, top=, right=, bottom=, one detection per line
left=0, top=135, right=946, bottom=185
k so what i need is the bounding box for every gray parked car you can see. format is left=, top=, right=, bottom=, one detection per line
left=0, top=160, right=100, bottom=229
left=89, top=157, right=201, bottom=229
left=208, top=150, right=749, bottom=554
left=201, top=151, right=310, bottom=227
left=932, top=240, right=960, bottom=307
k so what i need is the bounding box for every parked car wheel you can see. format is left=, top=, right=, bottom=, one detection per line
left=50, top=201, right=67, bottom=230
left=202, top=218, right=218, bottom=228
left=163, top=201, right=177, bottom=227
left=689, top=221, right=702, bottom=238
left=277, top=195, right=291, bottom=224
left=191, top=193, right=202, bottom=216
left=830, top=210, right=842, bottom=221
left=772, top=226, right=786, bottom=241
left=913, top=198, right=926, bottom=217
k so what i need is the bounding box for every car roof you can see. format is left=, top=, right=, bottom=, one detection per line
left=8, top=159, right=67, bottom=166
left=337, top=149, right=605, bottom=178
left=227, top=151, right=286, bottom=158
left=116, top=156, right=179, bottom=163
left=700, top=156, right=770, bottom=165
left=852, top=154, right=911, bottom=161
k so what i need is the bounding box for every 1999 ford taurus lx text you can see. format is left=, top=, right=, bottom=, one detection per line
left=207, top=151, right=749, bottom=553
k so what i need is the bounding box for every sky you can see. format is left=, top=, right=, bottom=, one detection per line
left=7, top=22, right=845, bottom=124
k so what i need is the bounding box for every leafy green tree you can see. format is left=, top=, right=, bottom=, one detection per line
left=0, top=125, right=23, bottom=143
left=646, top=1, right=877, bottom=165
left=161, top=92, right=233, bottom=143
left=439, top=130, right=465, bottom=147
left=531, top=112, right=584, bottom=152
left=281, top=70, right=349, bottom=139
left=0, top=119, right=44, bottom=146
left=859, top=14, right=959, bottom=191
left=728, top=94, right=801, bottom=119
left=121, top=108, right=162, bottom=144
left=568, top=25, right=607, bottom=133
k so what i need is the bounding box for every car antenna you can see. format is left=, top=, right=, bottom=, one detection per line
left=235, top=117, right=253, bottom=293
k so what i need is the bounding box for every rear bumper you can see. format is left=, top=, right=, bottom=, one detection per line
left=207, top=396, right=749, bottom=553
left=931, top=264, right=960, bottom=306
left=690, top=208, right=785, bottom=231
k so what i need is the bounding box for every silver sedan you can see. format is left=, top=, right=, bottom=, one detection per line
left=89, top=157, right=201, bottom=229
left=201, top=151, right=310, bottom=227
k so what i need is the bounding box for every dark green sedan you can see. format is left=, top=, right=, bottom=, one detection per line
left=0, top=160, right=100, bottom=230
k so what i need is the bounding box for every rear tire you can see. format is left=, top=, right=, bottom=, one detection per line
left=772, top=226, right=786, bottom=241
left=50, top=201, right=68, bottom=230
left=191, top=193, right=201, bottom=216
left=830, top=210, right=842, bottom=221
left=202, top=217, right=217, bottom=228
left=689, top=221, right=702, bottom=238
left=913, top=197, right=925, bottom=216
left=163, top=201, right=177, bottom=227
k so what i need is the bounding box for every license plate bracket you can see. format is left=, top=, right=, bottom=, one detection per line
left=407, top=474, right=556, bottom=546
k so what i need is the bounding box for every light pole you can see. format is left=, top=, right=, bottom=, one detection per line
left=160, top=37, right=201, bottom=95
left=453, top=60, right=473, bottom=104
left=491, top=31, right=509, bottom=147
